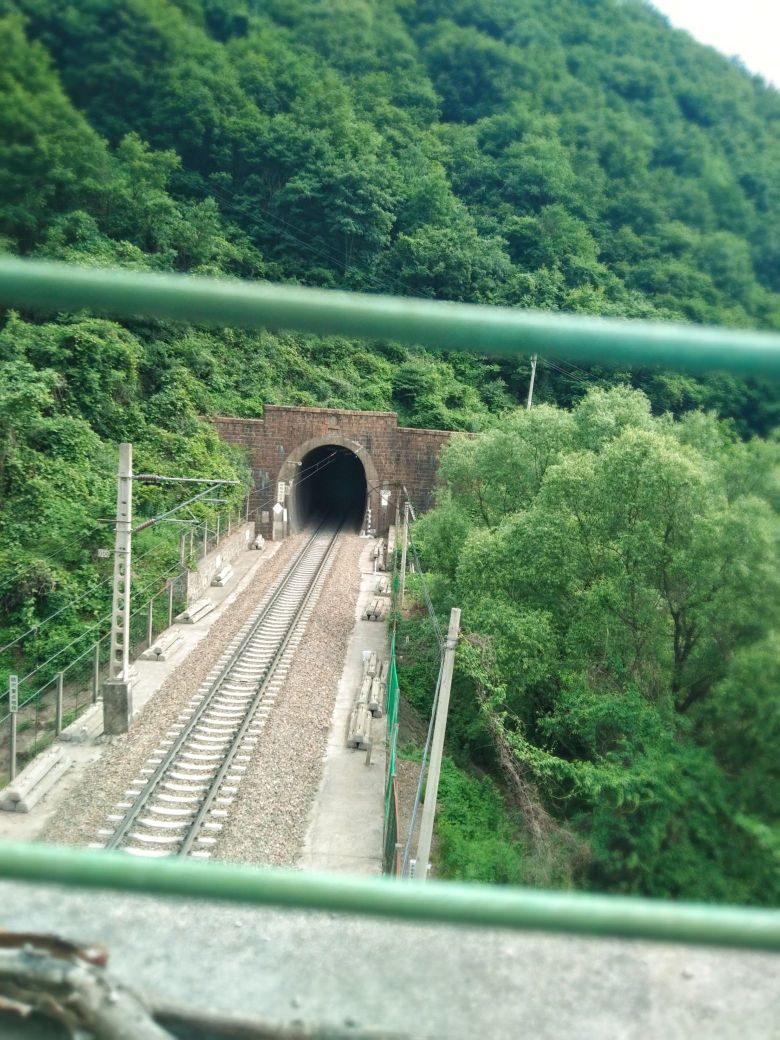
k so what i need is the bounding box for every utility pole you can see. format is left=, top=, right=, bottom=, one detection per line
left=398, top=501, right=410, bottom=610
left=103, top=442, right=133, bottom=735
left=526, top=354, right=538, bottom=411
left=414, top=607, right=461, bottom=881
left=100, top=447, right=241, bottom=736
left=8, top=674, right=18, bottom=782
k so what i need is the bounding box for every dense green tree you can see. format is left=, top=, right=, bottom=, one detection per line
left=415, top=389, right=780, bottom=901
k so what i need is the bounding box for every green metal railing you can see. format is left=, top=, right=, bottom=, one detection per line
left=0, top=841, right=777, bottom=951
left=0, top=256, right=778, bottom=950
left=1, top=257, right=780, bottom=375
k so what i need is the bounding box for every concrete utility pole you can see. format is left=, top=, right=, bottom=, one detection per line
left=398, top=501, right=410, bottom=610
left=8, top=674, right=18, bottom=782
left=415, top=607, right=461, bottom=882
left=526, top=354, right=538, bottom=410
left=100, top=452, right=241, bottom=736
left=103, top=442, right=133, bottom=735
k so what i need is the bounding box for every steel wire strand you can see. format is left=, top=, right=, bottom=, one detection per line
left=3, top=451, right=343, bottom=663
left=0, top=538, right=182, bottom=658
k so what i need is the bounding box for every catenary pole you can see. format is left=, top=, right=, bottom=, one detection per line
left=526, top=354, right=538, bottom=410
left=103, top=443, right=133, bottom=734
left=108, top=443, right=132, bottom=681
left=415, top=608, right=461, bottom=881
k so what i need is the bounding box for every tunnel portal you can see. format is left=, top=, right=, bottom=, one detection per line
left=293, top=444, right=367, bottom=531
left=213, top=406, right=455, bottom=542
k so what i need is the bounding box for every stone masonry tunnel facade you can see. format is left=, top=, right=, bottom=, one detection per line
left=211, top=406, right=453, bottom=540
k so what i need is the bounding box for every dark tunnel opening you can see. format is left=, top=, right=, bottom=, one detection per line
left=294, top=445, right=367, bottom=531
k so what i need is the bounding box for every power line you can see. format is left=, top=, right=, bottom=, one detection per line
left=0, top=531, right=103, bottom=601
left=242, top=449, right=342, bottom=526
left=16, top=608, right=114, bottom=687
left=0, top=537, right=182, bottom=658
left=15, top=557, right=187, bottom=689
left=546, top=355, right=591, bottom=379
left=541, top=358, right=591, bottom=386
left=3, top=449, right=345, bottom=677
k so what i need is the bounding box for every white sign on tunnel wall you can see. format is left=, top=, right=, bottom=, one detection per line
left=380, top=489, right=391, bottom=508
left=277, top=481, right=286, bottom=503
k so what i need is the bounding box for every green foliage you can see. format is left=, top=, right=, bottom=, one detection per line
left=433, top=756, right=525, bottom=884
left=415, top=389, right=780, bottom=903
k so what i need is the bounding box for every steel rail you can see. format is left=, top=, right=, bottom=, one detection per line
left=104, top=523, right=330, bottom=852
left=0, top=842, right=777, bottom=952
left=1, top=258, right=780, bottom=376
left=178, top=522, right=343, bottom=855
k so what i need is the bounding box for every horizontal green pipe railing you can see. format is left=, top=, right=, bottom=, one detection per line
left=0, top=842, right=777, bottom=951
left=1, top=257, right=780, bottom=376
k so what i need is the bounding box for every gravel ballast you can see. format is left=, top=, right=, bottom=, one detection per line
left=40, top=535, right=306, bottom=849
left=214, top=533, right=363, bottom=867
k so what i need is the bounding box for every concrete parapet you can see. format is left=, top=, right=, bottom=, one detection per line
left=368, top=676, right=384, bottom=718
left=364, top=599, right=385, bottom=621
left=347, top=701, right=372, bottom=750
left=185, top=522, right=255, bottom=602
left=211, top=563, right=234, bottom=588
left=372, top=541, right=386, bottom=571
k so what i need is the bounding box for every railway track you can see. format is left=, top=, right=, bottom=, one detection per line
left=97, top=522, right=342, bottom=858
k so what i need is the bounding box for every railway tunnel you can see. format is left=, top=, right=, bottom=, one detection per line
left=291, top=444, right=367, bottom=531
left=212, top=406, right=455, bottom=540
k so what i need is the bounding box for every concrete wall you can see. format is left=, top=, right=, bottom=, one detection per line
left=185, top=521, right=256, bottom=602
left=211, top=407, right=454, bottom=538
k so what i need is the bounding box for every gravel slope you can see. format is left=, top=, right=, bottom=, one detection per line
left=213, top=533, right=363, bottom=867
left=40, top=535, right=304, bottom=848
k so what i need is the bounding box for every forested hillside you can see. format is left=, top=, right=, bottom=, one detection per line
left=1, top=0, right=778, bottom=898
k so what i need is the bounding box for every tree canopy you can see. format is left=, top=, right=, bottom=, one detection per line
left=413, top=389, right=780, bottom=901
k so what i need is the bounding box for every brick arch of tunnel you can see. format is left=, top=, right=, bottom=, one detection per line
left=277, top=434, right=381, bottom=533
left=210, top=406, right=456, bottom=540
